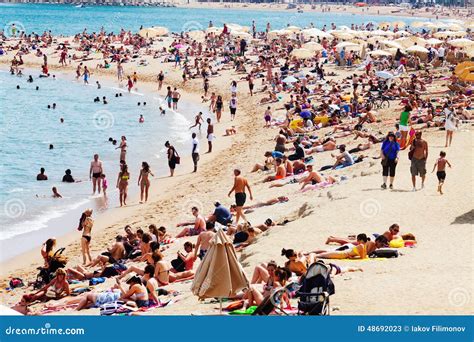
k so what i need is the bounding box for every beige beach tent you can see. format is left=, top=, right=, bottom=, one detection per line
left=191, top=229, right=249, bottom=312
left=330, top=31, right=354, bottom=40
left=394, top=30, right=410, bottom=37
left=301, top=28, right=332, bottom=39
left=291, top=48, right=314, bottom=59
left=392, top=21, right=406, bottom=28
left=302, top=41, right=323, bottom=52
left=448, top=38, right=474, bottom=48
left=433, top=30, right=466, bottom=38
left=206, top=27, right=222, bottom=34
left=380, top=40, right=403, bottom=50
left=231, top=31, right=252, bottom=40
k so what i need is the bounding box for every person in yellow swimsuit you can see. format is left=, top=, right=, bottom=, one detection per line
left=315, top=234, right=369, bottom=259
left=116, top=164, right=130, bottom=207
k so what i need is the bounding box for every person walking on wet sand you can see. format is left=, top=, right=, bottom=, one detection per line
left=165, top=141, right=179, bottom=177
left=191, top=133, right=199, bottom=173
left=117, top=163, right=130, bottom=206
left=89, top=154, right=103, bottom=195
left=432, top=151, right=452, bottom=195
left=206, top=118, right=214, bottom=153
left=189, top=112, right=204, bottom=130
left=228, top=169, right=253, bottom=224
left=409, top=131, right=428, bottom=191
left=172, top=88, right=181, bottom=110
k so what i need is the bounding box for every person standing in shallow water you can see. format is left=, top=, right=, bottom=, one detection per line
left=117, top=164, right=130, bottom=207
left=116, top=136, right=127, bottom=162
left=89, top=154, right=103, bottom=195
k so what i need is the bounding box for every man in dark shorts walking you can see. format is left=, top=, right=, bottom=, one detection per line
left=228, top=169, right=253, bottom=224
left=409, top=131, right=428, bottom=191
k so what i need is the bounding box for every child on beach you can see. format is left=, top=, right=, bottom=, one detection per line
left=264, top=106, right=272, bottom=127
left=432, top=151, right=452, bottom=195
left=101, top=174, right=108, bottom=197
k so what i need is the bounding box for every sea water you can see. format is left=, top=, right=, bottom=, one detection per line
left=0, top=3, right=428, bottom=37
left=0, top=69, right=203, bottom=259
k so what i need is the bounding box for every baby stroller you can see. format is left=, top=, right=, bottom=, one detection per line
left=296, top=261, right=335, bottom=315
left=34, top=248, right=68, bottom=289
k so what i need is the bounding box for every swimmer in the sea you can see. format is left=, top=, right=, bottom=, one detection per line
left=52, top=187, right=62, bottom=198
left=139, top=115, right=144, bottom=123
left=96, top=81, right=101, bottom=89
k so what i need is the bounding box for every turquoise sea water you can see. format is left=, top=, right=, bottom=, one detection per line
left=0, top=69, right=202, bottom=251
left=0, top=3, right=426, bottom=36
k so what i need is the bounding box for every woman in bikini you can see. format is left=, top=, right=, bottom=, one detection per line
left=138, top=161, right=154, bottom=203
left=313, top=234, right=369, bottom=259
left=115, top=276, right=149, bottom=308
left=250, top=260, right=277, bottom=285
left=23, top=269, right=70, bottom=304
left=281, top=248, right=316, bottom=277
left=153, top=251, right=194, bottom=286
left=116, top=136, right=127, bottom=162
left=117, top=164, right=130, bottom=207
left=79, top=209, right=93, bottom=264
left=41, top=238, right=57, bottom=268
left=245, top=267, right=289, bottom=308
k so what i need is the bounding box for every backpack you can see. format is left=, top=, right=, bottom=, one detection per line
left=9, top=278, right=24, bottom=289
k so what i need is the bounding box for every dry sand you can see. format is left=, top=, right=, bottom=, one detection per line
left=0, top=29, right=472, bottom=316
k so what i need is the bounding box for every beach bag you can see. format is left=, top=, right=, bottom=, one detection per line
left=89, top=277, right=106, bottom=286
left=99, top=301, right=126, bottom=316
left=9, top=278, right=24, bottom=289
left=369, top=248, right=399, bottom=258
left=175, top=156, right=181, bottom=164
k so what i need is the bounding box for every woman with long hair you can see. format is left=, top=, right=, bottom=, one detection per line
left=138, top=161, right=154, bottom=203
left=117, top=164, right=130, bottom=206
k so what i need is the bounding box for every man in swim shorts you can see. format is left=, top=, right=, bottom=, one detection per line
left=89, top=154, right=103, bottom=195
left=409, top=131, right=428, bottom=191
left=228, top=169, right=253, bottom=224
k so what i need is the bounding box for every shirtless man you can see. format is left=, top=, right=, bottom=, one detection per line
left=263, top=158, right=286, bottom=182
left=172, top=88, right=181, bottom=110
left=89, top=154, right=103, bottom=195
left=228, top=169, right=253, bottom=224
left=176, top=206, right=206, bottom=237
left=382, top=224, right=400, bottom=242
left=194, top=221, right=216, bottom=260
left=299, top=165, right=323, bottom=189
left=409, top=131, right=428, bottom=191
left=206, top=118, right=214, bottom=153
left=85, top=235, right=125, bottom=267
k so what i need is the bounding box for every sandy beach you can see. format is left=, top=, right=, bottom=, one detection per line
left=0, top=8, right=473, bottom=316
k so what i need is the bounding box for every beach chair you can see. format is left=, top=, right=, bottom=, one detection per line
left=296, top=261, right=335, bottom=315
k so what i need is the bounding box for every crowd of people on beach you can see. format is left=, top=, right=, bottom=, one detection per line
left=2, top=16, right=473, bottom=315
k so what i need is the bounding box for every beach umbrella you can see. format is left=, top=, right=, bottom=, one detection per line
left=458, top=68, right=474, bottom=83
left=330, top=31, right=354, bottom=40
left=392, top=21, right=406, bottom=28
left=191, top=229, right=249, bottom=313
left=378, top=22, right=391, bottom=29
left=151, top=26, right=169, bottom=36
left=138, top=27, right=166, bottom=38
left=411, top=21, right=426, bottom=28
left=370, top=29, right=394, bottom=37
left=375, top=70, right=395, bottom=79
left=380, top=40, right=403, bottom=49
left=282, top=75, right=298, bottom=83
left=338, top=25, right=351, bottom=31
left=433, top=30, right=466, bottom=38
left=302, top=28, right=332, bottom=39
left=447, top=23, right=464, bottom=32
left=384, top=47, right=401, bottom=56
left=286, top=25, right=302, bottom=33
left=187, top=30, right=206, bottom=42
left=448, top=38, right=474, bottom=48
left=231, top=31, right=251, bottom=40
left=394, top=30, right=410, bottom=37
left=355, top=2, right=367, bottom=7
left=369, top=50, right=392, bottom=57
left=227, top=23, right=244, bottom=32
left=454, top=62, right=474, bottom=75
left=335, top=41, right=360, bottom=50
left=465, top=47, right=474, bottom=58
left=406, top=45, right=429, bottom=54
left=291, top=48, right=314, bottom=59
left=302, top=41, right=323, bottom=52
left=206, top=27, right=222, bottom=34
left=395, top=36, right=426, bottom=48
left=425, top=38, right=444, bottom=46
